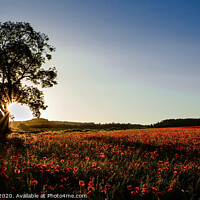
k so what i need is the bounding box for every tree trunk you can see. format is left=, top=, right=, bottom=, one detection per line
left=0, top=111, right=10, bottom=139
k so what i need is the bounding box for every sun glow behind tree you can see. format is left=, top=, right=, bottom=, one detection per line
left=7, top=102, right=32, bottom=121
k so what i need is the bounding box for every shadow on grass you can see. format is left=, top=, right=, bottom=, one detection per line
left=0, top=137, right=26, bottom=155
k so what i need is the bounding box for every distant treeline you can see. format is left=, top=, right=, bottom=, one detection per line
left=10, top=118, right=200, bottom=132
left=26, top=123, right=145, bottom=130
left=151, top=118, right=200, bottom=128
left=11, top=118, right=146, bottom=131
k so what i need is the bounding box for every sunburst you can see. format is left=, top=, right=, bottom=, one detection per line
left=0, top=85, right=24, bottom=126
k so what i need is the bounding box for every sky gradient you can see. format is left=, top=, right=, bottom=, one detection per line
left=1, top=0, right=200, bottom=124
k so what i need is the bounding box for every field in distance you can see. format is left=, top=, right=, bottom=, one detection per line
left=10, top=118, right=146, bottom=132
left=0, top=127, right=199, bottom=199
left=10, top=118, right=200, bottom=133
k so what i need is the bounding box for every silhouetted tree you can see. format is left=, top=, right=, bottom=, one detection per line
left=0, top=21, right=57, bottom=138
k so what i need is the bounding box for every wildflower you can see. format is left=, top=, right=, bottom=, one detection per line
left=128, top=185, right=133, bottom=190
left=157, top=161, right=163, bottom=165
left=42, top=165, right=47, bottom=169
left=151, top=187, right=158, bottom=193
left=61, top=177, right=67, bottom=182
left=87, top=186, right=93, bottom=191
left=73, top=166, right=78, bottom=171
left=87, top=191, right=92, bottom=196
left=44, top=184, right=50, bottom=190
left=142, top=189, right=149, bottom=196
left=18, top=154, right=22, bottom=159
left=157, top=168, right=162, bottom=173
left=157, top=191, right=162, bottom=196
left=101, top=190, right=106, bottom=195
left=92, top=162, right=97, bottom=168
left=135, top=187, right=140, bottom=194
left=14, top=169, right=20, bottom=174
left=23, top=161, right=27, bottom=165
left=143, top=184, right=147, bottom=188
left=67, top=167, right=72, bottom=172
left=88, top=181, right=93, bottom=186
left=100, top=153, right=105, bottom=158
left=73, top=170, right=78, bottom=174
left=79, top=180, right=85, bottom=186
left=129, top=165, right=133, bottom=169
left=131, top=191, right=136, bottom=196
left=105, top=185, right=111, bottom=190
left=28, top=153, right=33, bottom=157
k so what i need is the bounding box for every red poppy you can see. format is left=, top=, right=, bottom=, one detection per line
left=87, top=186, right=93, bottom=191
left=100, top=153, right=105, bottom=158
left=101, top=190, right=106, bottom=195
left=32, top=180, right=38, bottom=185
left=79, top=180, right=85, bottom=186
left=87, top=191, right=92, bottom=196
left=14, top=169, right=20, bottom=174
left=128, top=185, right=133, bottom=190
left=73, top=166, right=78, bottom=171
left=105, top=185, right=111, bottom=190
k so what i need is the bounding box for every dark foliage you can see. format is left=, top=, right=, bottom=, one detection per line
left=151, top=118, right=200, bottom=128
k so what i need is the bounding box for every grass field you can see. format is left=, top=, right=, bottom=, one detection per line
left=0, top=127, right=200, bottom=200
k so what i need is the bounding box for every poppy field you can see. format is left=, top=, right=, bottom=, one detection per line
left=0, top=127, right=200, bottom=200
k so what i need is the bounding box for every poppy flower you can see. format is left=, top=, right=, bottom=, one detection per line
left=101, top=190, right=106, bottom=195
left=79, top=180, right=85, bottom=186
left=14, top=169, right=20, bottom=174
left=32, top=180, right=38, bottom=185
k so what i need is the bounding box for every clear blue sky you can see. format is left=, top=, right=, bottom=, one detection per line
left=1, top=0, right=200, bottom=124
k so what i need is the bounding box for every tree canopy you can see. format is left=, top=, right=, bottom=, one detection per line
left=0, top=21, right=57, bottom=133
